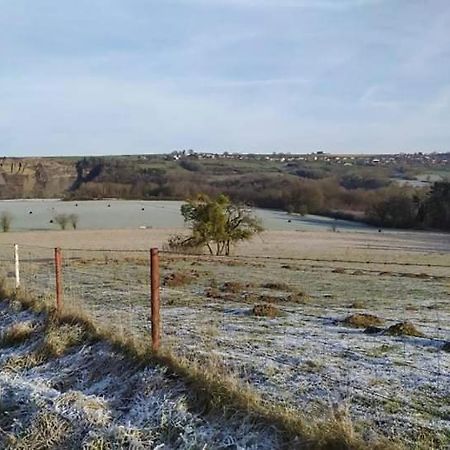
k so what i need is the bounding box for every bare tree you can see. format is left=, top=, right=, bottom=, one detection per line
left=69, top=213, right=79, bottom=230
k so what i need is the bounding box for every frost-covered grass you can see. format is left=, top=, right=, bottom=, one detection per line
left=0, top=230, right=449, bottom=448
left=0, top=302, right=295, bottom=449
left=2, top=299, right=399, bottom=450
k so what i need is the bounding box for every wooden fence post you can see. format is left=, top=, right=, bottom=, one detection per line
left=150, top=247, right=161, bottom=352
left=14, top=244, right=20, bottom=289
left=54, top=247, right=63, bottom=313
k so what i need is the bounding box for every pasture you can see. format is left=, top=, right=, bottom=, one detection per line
left=0, top=226, right=449, bottom=447
left=0, top=199, right=374, bottom=232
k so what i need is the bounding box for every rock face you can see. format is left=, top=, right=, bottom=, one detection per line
left=0, top=158, right=76, bottom=199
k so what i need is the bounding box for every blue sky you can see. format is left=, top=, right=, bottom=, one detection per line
left=1, top=0, right=449, bottom=156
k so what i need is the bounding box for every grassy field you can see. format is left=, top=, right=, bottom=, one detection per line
left=0, top=228, right=449, bottom=447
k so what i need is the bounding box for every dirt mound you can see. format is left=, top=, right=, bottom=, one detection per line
left=252, top=304, right=282, bottom=318
left=163, top=271, right=196, bottom=287
left=386, top=321, right=424, bottom=337
left=343, top=313, right=383, bottom=328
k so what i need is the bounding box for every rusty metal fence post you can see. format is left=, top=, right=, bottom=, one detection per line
left=54, top=247, right=63, bottom=313
left=150, top=247, right=161, bottom=352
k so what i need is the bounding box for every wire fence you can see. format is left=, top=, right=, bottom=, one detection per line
left=0, top=242, right=449, bottom=443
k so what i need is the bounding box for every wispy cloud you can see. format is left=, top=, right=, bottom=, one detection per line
left=175, top=0, right=386, bottom=9
left=1, top=0, right=449, bottom=154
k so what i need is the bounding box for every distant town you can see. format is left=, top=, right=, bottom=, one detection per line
left=162, top=150, right=449, bottom=167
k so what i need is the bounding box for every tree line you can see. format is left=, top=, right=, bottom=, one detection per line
left=66, top=158, right=450, bottom=231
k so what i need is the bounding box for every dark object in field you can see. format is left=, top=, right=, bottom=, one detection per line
left=141, top=208, right=145, bottom=211
left=252, top=303, right=281, bottom=318
left=75, top=203, right=78, bottom=206
left=400, top=272, right=430, bottom=279
left=386, top=321, right=424, bottom=337
left=351, top=270, right=364, bottom=276
left=49, top=219, right=53, bottom=224
left=343, top=313, right=383, bottom=328
left=262, top=282, right=290, bottom=290
left=108, top=204, right=111, bottom=207
left=163, top=271, right=196, bottom=287
left=29, top=211, right=32, bottom=214
left=332, top=267, right=346, bottom=274
left=364, top=326, right=384, bottom=335
left=442, top=342, right=450, bottom=352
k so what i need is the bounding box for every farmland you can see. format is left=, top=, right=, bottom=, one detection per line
left=0, top=225, right=449, bottom=448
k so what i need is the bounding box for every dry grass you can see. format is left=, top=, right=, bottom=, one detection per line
left=0, top=321, right=35, bottom=348
left=252, top=303, right=282, bottom=318
left=6, top=412, right=73, bottom=450
left=0, top=283, right=404, bottom=450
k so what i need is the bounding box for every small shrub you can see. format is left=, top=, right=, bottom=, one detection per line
left=386, top=321, right=424, bottom=337
left=343, top=313, right=383, bottom=328
left=442, top=342, right=450, bottom=352
left=54, top=214, right=69, bottom=230
left=0, top=321, right=35, bottom=347
left=0, top=212, right=13, bottom=232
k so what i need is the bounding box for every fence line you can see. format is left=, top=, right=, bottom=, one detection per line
left=0, top=242, right=448, bottom=444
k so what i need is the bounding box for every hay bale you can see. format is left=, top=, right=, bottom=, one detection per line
left=343, top=313, right=383, bottom=328
left=252, top=304, right=281, bottom=318
left=386, top=321, right=424, bottom=337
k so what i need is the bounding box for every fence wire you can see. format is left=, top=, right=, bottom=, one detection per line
left=0, top=243, right=448, bottom=444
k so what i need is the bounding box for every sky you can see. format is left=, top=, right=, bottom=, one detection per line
left=1, top=0, right=450, bottom=156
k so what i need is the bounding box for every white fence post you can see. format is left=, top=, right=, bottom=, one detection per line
left=14, top=243, right=20, bottom=289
